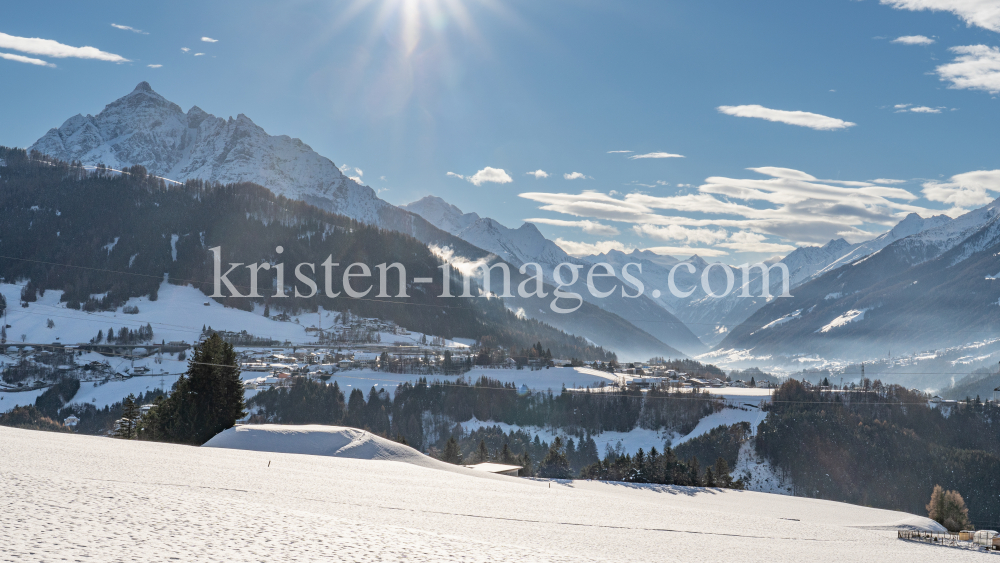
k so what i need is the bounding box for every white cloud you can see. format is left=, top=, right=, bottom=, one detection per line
left=181, top=47, right=190, bottom=52
left=894, top=103, right=944, bottom=113
left=607, top=150, right=632, bottom=153
left=111, top=23, right=147, bottom=35
left=633, top=224, right=728, bottom=245
left=881, top=0, right=1000, bottom=33
left=936, top=45, right=1000, bottom=93
left=528, top=218, right=620, bottom=236
left=892, top=35, right=935, bottom=45
left=526, top=170, right=549, bottom=179
left=564, top=172, right=587, bottom=180
left=644, top=246, right=730, bottom=258
left=201, top=37, right=219, bottom=43
left=718, top=105, right=856, bottom=130
left=0, top=32, right=129, bottom=62
left=870, top=178, right=907, bottom=184
left=717, top=231, right=798, bottom=254
left=628, top=152, right=685, bottom=160
left=519, top=166, right=943, bottom=252
left=147, top=64, right=162, bottom=68
left=449, top=167, right=512, bottom=186
left=194, top=53, right=205, bottom=56
left=0, top=51, right=55, bottom=67
left=922, top=170, right=1000, bottom=208
left=468, top=167, right=512, bottom=186
left=553, top=238, right=633, bottom=257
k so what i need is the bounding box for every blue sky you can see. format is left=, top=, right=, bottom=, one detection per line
left=2, top=0, right=999, bottom=261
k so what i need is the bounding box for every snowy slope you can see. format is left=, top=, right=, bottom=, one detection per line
left=716, top=198, right=1000, bottom=361
left=2, top=426, right=961, bottom=563
left=814, top=213, right=952, bottom=278
left=583, top=212, right=956, bottom=347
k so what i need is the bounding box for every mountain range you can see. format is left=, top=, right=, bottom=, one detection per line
left=401, top=196, right=705, bottom=355
left=715, top=198, right=1000, bottom=360
left=25, top=82, right=693, bottom=360
left=28, top=81, right=1000, bottom=365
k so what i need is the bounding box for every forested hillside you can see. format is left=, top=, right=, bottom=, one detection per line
left=757, top=380, right=1000, bottom=528
left=0, top=147, right=615, bottom=361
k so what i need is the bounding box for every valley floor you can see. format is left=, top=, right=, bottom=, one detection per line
left=1, top=426, right=980, bottom=562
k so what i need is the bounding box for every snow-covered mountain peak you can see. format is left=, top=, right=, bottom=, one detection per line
left=823, top=238, right=852, bottom=253
left=28, top=82, right=407, bottom=227
left=401, top=196, right=480, bottom=235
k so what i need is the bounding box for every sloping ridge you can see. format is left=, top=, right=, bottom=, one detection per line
left=203, top=424, right=459, bottom=471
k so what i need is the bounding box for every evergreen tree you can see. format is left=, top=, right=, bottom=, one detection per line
left=538, top=437, right=572, bottom=479
left=152, top=334, right=245, bottom=445
left=704, top=466, right=716, bottom=487
left=442, top=436, right=463, bottom=464
left=688, top=457, right=701, bottom=486
left=346, top=388, right=366, bottom=428
left=520, top=452, right=533, bottom=477
left=473, top=439, right=490, bottom=463
left=714, top=457, right=732, bottom=488
left=500, top=442, right=516, bottom=464
left=116, top=394, right=140, bottom=439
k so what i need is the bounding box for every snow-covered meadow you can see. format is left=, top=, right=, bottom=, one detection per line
left=2, top=425, right=971, bottom=563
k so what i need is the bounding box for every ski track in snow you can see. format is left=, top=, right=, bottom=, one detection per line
left=0, top=426, right=967, bottom=563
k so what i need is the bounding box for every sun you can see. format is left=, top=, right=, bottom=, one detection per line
left=338, top=0, right=481, bottom=56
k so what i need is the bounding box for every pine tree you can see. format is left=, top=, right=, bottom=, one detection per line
left=152, top=333, right=245, bottom=445
left=520, top=452, right=533, bottom=477
left=714, top=457, right=732, bottom=488
left=116, top=394, right=140, bottom=439
left=704, top=466, right=716, bottom=487
left=442, top=436, right=463, bottom=464
left=688, top=457, right=701, bottom=486
left=538, top=437, right=572, bottom=479
left=500, top=442, right=516, bottom=464
left=473, top=439, right=489, bottom=463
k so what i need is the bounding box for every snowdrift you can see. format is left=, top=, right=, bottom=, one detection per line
left=203, top=424, right=456, bottom=471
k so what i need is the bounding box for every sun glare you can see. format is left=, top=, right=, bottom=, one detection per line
left=340, top=0, right=479, bottom=56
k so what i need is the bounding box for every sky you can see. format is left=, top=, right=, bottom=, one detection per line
left=1, top=0, right=999, bottom=263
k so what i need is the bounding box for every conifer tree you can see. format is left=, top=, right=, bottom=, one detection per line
left=474, top=439, right=489, bottom=463
left=688, top=457, right=701, bottom=486
left=116, top=394, right=140, bottom=439
left=714, top=457, right=732, bottom=488
left=442, top=436, right=463, bottom=464
left=500, top=442, right=516, bottom=464
left=538, top=437, right=571, bottom=479
left=152, top=333, right=245, bottom=445
left=520, top=452, right=533, bottom=477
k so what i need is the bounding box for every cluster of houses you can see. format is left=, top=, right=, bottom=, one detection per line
left=238, top=347, right=479, bottom=392
left=619, top=367, right=752, bottom=390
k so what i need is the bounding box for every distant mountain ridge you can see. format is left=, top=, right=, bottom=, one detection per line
left=715, top=197, right=1000, bottom=359
left=402, top=196, right=707, bottom=355
left=26, top=83, right=687, bottom=360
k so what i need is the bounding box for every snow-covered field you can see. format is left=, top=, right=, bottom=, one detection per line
left=2, top=425, right=971, bottom=563
left=0, top=281, right=471, bottom=349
